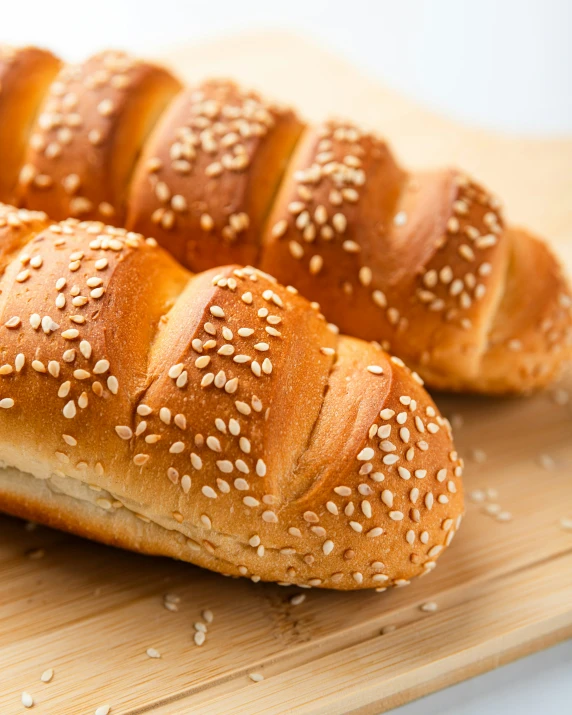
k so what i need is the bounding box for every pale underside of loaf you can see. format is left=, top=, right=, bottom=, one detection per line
left=0, top=465, right=239, bottom=573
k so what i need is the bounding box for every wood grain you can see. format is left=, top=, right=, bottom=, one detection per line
left=0, top=32, right=570, bottom=715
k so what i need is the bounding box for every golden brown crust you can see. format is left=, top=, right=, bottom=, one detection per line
left=17, top=51, right=181, bottom=223
left=0, top=207, right=463, bottom=589
left=126, top=80, right=304, bottom=270
left=474, top=228, right=572, bottom=393
left=0, top=46, right=61, bottom=204
left=0, top=204, right=50, bottom=274
left=0, top=43, right=569, bottom=395
left=260, top=120, right=572, bottom=393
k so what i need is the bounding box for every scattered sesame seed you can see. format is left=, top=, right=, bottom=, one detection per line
left=21, top=692, right=34, bottom=708
left=420, top=601, right=438, bottom=612
left=40, top=668, right=53, bottom=683
left=290, top=593, right=306, bottom=606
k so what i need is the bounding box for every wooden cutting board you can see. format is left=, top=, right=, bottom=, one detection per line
left=1, top=32, right=571, bottom=715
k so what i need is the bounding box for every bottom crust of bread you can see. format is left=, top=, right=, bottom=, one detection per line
left=0, top=465, right=238, bottom=577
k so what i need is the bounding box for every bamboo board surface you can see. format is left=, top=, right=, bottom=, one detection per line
left=1, top=32, right=571, bottom=714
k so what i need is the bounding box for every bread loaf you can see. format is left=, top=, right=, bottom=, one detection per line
left=17, top=50, right=181, bottom=223
left=0, top=203, right=463, bottom=589
left=2, top=46, right=570, bottom=394
left=0, top=46, right=61, bottom=203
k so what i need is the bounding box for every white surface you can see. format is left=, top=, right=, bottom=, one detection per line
left=394, top=639, right=572, bottom=715
left=2, top=1, right=571, bottom=712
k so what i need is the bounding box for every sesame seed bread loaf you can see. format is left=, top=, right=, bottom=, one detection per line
left=0, top=47, right=61, bottom=204
left=0, top=204, right=463, bottom=590
left=5, top=46, right=572, bottom=394
left=127, top=80, right=304, bottom=270
left=17, top=50, right=182, bottom=223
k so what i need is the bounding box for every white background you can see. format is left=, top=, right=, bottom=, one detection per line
left=4, top=0, right=572, bottom=134
left=3, top=1, right=571, bottom=712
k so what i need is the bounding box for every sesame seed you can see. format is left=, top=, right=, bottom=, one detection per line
left=290, top=593, right=306, bottom=606
left=420, top=601, right=438, bottom=613
left=206, top=435, right=221, bottom=452
left=97, top=98, right=114, bottom=116
left=357, top=447, right=374, bottom=461
left=95, top=706, right=111, bottom=715
left=190, top=453, right=202, bottom=470
left=146, top=648, right=161, bottom=659
left=115, top=426, right=132, bottom=440
left=195, top=355, right=211, bottom=369
left=372, top=290, right=387, bottom=308
left=210, top=305, right=225, bottom=318
left=249, top=673, right=264, bottom=682
left=359, top=266, right=372, bottom=286
left=200, top=213, right=214, bottom=232
left=272, top=219, right=288, bottom=237
left=334, top=486, right=352, bottom=497
left=322, top=540, right=334, bottom=555
left=21, top=692, right=34, bottom=708
left=332, top=213, right=347, bottom=233
left=202, top=485, right=217, bottom=499
left=38, top=668, right=54, bottom=683
left=62, top=400, right=76, bottom=419
left=93, top=360, right=110, bottom=374
left=342, top=240, right=360, bottom=253
left=381, top=490, right=394, bottom=507
left=367, top=365, right=383, bottom=375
